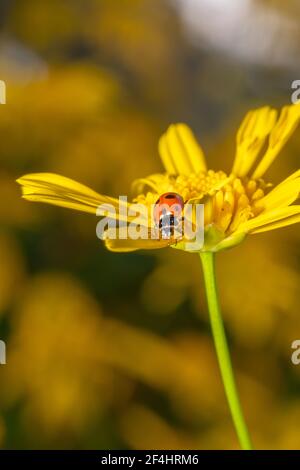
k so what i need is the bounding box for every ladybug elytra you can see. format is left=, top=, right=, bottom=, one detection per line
left=154, top=192, right=184, bottom=239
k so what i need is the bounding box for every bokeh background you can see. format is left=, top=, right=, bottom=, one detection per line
left=0, top=0, right=299, bottom=450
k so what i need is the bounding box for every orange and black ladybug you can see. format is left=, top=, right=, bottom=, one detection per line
left=154, top=192, right=184, bottom=239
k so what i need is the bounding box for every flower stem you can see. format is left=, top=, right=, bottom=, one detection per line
left=199, top=251, right=253, bottom=450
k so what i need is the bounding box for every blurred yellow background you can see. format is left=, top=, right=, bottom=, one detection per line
left=0, top=0, right=299, bottom=449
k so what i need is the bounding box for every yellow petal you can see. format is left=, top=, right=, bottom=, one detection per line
left=16, top=173, right=133, bottom=222
left=250, top=213, right=300, bottom=234
left=237, top=205, right=300, bottom=233
left=158, top=124, right=207, bottom=175
left=254, top=174, right=300, bottom=211
left=229, top=194, right=251, bottom=232
left=104, top=228, right=171, bottom=252
left=18, top=193, right=101, bottom=215
left=131, top=173, right=168, bottom=195
left=213, top=190, right=224, bottom=221
left=158, top=134, right=177, bottom=174
left=232, top=106, right=277, bottom=177
left=165, top=124, right=193, bottom=175
left=252, top=104, right=300, bottom=179
left=279, top=169, right=300, bottom=183
left=173, top=123, right=207, bottom=172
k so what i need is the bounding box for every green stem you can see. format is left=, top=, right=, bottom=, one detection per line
left=199, top=251, right=253, bottom=450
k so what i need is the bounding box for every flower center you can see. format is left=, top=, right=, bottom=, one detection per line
left=202, top=175, right=268, bottom=235
left=133, top=170, right=269, bottom=236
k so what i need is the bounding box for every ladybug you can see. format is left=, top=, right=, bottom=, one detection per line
left=154, top=192, right=184, bottom=239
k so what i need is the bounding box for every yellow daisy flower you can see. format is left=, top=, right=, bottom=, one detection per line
left=16, top=104, right=300, bottom=451
left=17, top=104, right=300, bottom=253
